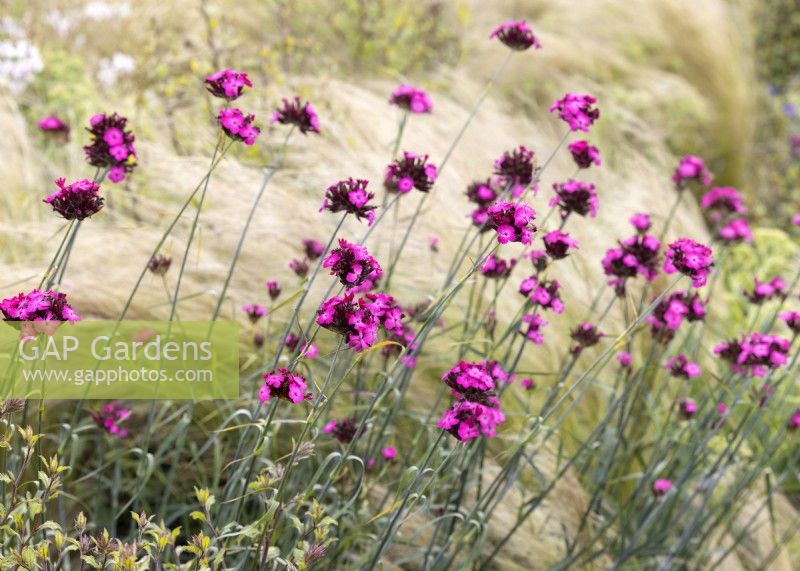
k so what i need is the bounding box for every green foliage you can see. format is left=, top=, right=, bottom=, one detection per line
left=756, top=0, right=800, bottom=88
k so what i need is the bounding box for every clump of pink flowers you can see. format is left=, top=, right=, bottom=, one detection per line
left=520, top=313, right=548, bottom=344
left=719, top=218, right=753, bottom=243
left=494, top=146, right=535, bottom=195
left=242, top=304, right=267, bottom=323
left=272, top=96, right=320, bottom=134
left=218, top=108, right=261, bottom=145
left=44, top=178, right=103, bottom=221
left=384, top=152, right=438, bottom=193
left=323, top=418, right=362, bottom=443
left=665, top=355, right=701, bottom=379
left=204, top=69, right=253, bottom=100
left=487, top=202, right=536, bottom=244
left=679, top=399, right=698, bottom=420
left=550, top=93, right=600, bottom=132
left=646, top=290, right=706, bottom=342
left=542, top=230, right=579, bottom=260
left=266, top=280, right=281, bottom=300
left=466, top=179, right=499, bottom=208
left=90, top=402, right=132, bottom=439
left=320, top=178, right=376, bottom=224
left=570, top=322, right=603, bottom=354
left=316, top=292, right=404, bottom=352
left=322, top=239, right=383, bottom=289
left=602, top=233, right=660, bottom=295
left=302, top=239, right=325, bottom=261
left=550, top=179, right=598, bottom=220
left=38, top=115, right=69, bottom=139
left=744, top=277, right=786, bottom=304
left=439, top=399, right=505, bottom=441
left=441, top=361, right=497, bottom=403
left=84, top=112, right=137, bottom=183
left=568, top=140, right=601, bottom=169
left=259, top=369, right=310, bottom=404
left=652, top=479, right=674, bottom=497
left=1, top=289, right=80, bottom=323
left=490, top=19, right=541, bottom=51
left=672, top=155, right=712, bottom=189
left=389, top=85, right=433, bottom=114
left=663, top=238, right=714, bottom=287
left=519, top=277, right=564, bottom=313
left=714, top=333, right=791, bottom=377
left=779, top=311, right=800, bottom=335
left=701, top=187, right=746, bottom=221
left=481, top=254, right=516, bottom=279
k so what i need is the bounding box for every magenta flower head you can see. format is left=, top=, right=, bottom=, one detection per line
left=389, top=84, right=433, bottom=114
left=568, top=140, right=601, bottom=169
left=679, top=399, right=698, bottom=420
left=323, top=239, right=383, bottom=289
left=665, top=354, right=701, bottom=379
left=570, top=322, right=603, bottom=354
left=779, top=311, right=800, bottom=335
left=526, top=249, right=549, bottom=272
left=487, top=201, right=536, bottom=244
left=259, top=368, right=310, bottom=404
left=652, top=479, right=674, bottom=497
left=543, top=230, right=579, bottom=260
left=519, top=277, right=564, bottom=313
left=718, top=218, right=753, bottom=243
left=316, top=292, right=403, bottom=352
left=520, top=312, right=548, bottom=344
left=521, top=378, right=536, bottom=390
left=266, top=280, right=281, bottom=300
left=714, top=333, right=791, bottom=378
left=439, top=399, right=505, bottom=441
left=481, top=254, right=516, bottom=279
left=204, top=69, right=253, bottom=100
left=550, top=179, right=598, bottom=220
left=646, top=290, right=706, bottom=342
left=788, top=409, right=800, bottom=431
left=494, top=146, right=535, bottom=194
left=617, top=352, right=632, bottom=369
left=550, top=93, right=600, bottom=132
left=323, top=418, right=363, bottom=443
left=602, top=234, right=660, bottom=296
left=285, top=333, right=318, bottom=359
left=242, top=303, right=267, bottom=323
left=490, top=19, right=541, bottom=51
left=44, top=178, right=103, bottom=221
left=289, top=258, right=309, bottom=278
left=148, top=254, right=172, bottom=276
left=745, top=276, right=786, bottom=304
left=384, top=152, right=438, bottom=193
left=466, top=179, right=499, bottom=207
left=793, top=214, right=800, bottom=226
left=1, top=289, right=80, bottom=326
left=428, top=236, right=440, bottom=252
left=441, top=361, right=497, bottom=403
left=272, top=96, right=320, bottom=134
left=38, top=115, right=70, bottom=140
left=629, top=213, right=652, bottom=233
left=382, top=446, right=397, bottom=460
left=302, top=239, right=325, bottom=261
left=320, top=178, right=376, bottom=224
left=663, top=238, right=714, bottom=287
left=700, top=187, right=746, bottom=222
left=90, top=402, right=132, bottom=439
left=84, top=113, right=137, bottom=183
left=672, top=155, right=712, bottom=189
left=218, top=108, right=261, bottom=145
